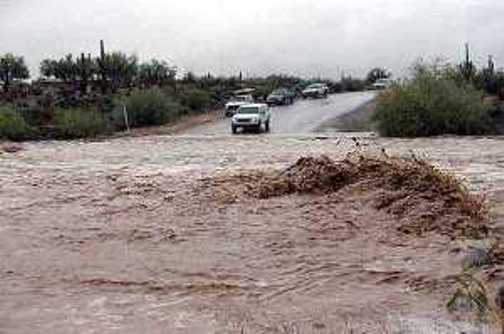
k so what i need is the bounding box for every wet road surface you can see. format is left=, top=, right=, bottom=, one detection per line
left=1, top=94, right=504, bottom=333
left=186, top=91, right=376, bottom=135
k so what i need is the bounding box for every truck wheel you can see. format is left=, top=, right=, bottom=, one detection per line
left=265, top=120, right=270, bottom=132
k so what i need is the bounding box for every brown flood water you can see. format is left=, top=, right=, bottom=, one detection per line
left=1, top=135, right=504, bottom=333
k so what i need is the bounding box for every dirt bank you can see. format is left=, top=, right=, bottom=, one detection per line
left=318, top=99, right=377, bottom=132
left=118, top=108, right=225, bottom=137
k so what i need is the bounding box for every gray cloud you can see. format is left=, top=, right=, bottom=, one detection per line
left=1, top=0, right=503, bottom=79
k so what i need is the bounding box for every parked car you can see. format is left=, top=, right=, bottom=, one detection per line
left=372, top=78, right=392, bottom=90
left=231, top=104, right=271, bottom=134
left=225, top=94, right=254, bottom=117
left=302, top=83, right=329, bottom=98
left=266, top=88, right=295, bottom=106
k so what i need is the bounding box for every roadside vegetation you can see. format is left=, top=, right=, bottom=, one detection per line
left=53, top=108, right=108, bottom=139
left=0, top=105, right=32, bottom=141
left=374, top=46, right=504, bottom=137
left=0, top=44, right=372, bottom=141
left=118, top=89, right=182, bottom=128
left=374, top=62, right=493, bottom=137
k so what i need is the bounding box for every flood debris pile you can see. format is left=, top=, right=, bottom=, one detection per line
left=247, top=154, right=488, bottom=238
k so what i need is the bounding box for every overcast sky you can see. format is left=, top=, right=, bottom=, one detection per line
left=2, top=0, right=504, bottom=79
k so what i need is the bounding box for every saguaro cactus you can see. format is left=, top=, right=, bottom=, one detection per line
left=459, top=43, right=476, bottom=82
left=80, top=53, right=87, bottom=94
left=488, top=55, right=495, bottom=76
left=99, top=40, right=107, bottom=93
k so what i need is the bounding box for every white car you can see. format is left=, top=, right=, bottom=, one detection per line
left=231, top=104, right=271, bottom=134
left=225, top=94, right=254, bottom=117
left=372, top=78, right=392, bottom=90
left=302, top=83, right=329, bottom=98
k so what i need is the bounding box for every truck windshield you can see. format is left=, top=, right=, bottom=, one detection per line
left=233, top=95, right=249, bottom=102
left=237, top=107, right=260, bottom=114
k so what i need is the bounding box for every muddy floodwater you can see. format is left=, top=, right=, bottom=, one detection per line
left=3, top=91, right=504, bottom=333
left=2, top=133, right=504, bottom=333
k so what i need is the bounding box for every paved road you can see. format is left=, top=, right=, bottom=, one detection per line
left=185, top=91, right=376, bottom=135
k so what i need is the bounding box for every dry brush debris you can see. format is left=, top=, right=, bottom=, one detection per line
left=207, top=153, right=488, bottom=239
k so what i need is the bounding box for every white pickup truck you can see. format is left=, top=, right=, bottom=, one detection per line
left=372, top=78, right=392, bottom=90
left=231, top=104, right=271, bottom=134
left=225, top=94, right=254, bottom=117
left=302, top=83, right=329, bottom=98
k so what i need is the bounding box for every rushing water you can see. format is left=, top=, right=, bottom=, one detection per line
left=1, top=134, right=504, bottom=333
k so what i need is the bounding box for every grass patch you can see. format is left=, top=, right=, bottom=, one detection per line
left=53, top=108, right=107, bottom=139
left=0, top=105, right=33, bottom=141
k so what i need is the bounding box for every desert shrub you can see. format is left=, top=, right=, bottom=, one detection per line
left=53, top=108, right=107, bottom=139
left=177, top=87, right=213, bottom=112
left=341, top=77, right=367, bottom=92
left=373, top=64, right=494, bottom=137
left=0, top=105, right=33, bottom=141
left=252, top=85, right=274, bottom=101
left=119, top=88, right=182, bottom=127
left=16, top=102, right=53, bottom=127
left=328, top=81, right=344, bottom=93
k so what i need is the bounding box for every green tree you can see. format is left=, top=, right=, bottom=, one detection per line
left=41, top=54, right=98, bottom=94
left=77, top=54, right=98, bottom=93
left=40, top=54, right=77, bottom=82
left=138, top=59, right=176, bottom=88
left=183, top=71, right=197, bottom=84
left=40, top=59, right=56, bottom=79
left=100, top=52, right=138, bottom=92
left=41, top=54, right=98, bottom=82
left=0, top=54, right=30, bottom=92
left=366, top=67, right=391, bottom=84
